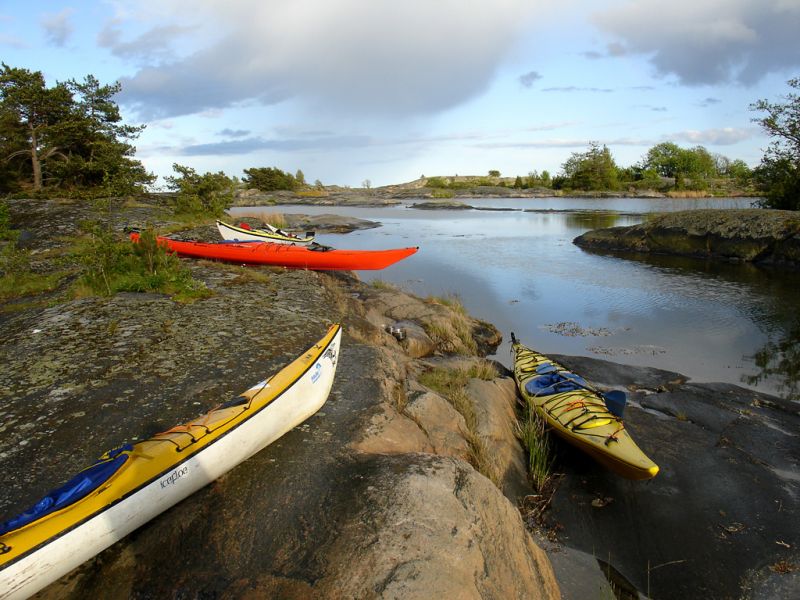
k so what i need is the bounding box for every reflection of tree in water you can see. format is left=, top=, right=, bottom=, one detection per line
left=745, top=319, right=800, bottom=401
left=564, top=211, right=622, bottom=229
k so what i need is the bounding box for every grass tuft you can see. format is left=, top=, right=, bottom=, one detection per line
left=422, top=294, right=478, bottom=354
left=424, top=317, right=477, bottom=355
left=516, top=404, right=554, bottom=492
left=370, top=278, right=398, bottom=291
left=234, top=211, right=288, bottom=229
left=418, top=362, right=500, bottom=485
left=0, top=243, right=68, bottom=300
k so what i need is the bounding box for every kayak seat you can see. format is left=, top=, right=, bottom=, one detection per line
left=0, top=444, right=133, bottom=536
left=525, top=371, right=589, bottom=396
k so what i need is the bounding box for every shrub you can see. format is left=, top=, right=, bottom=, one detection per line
left=0, top=199, right=16, bottom=241
left=0, top=243, right=65, bottom=300
left=72, top=224, right=211, bottom=302
left=165, top=164, right=235, bottom=218
left=425, top=176, right=449, bottom=188
left=243, top=167, right=297, bottom=192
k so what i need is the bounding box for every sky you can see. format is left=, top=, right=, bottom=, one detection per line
left=2, top=0, right=799, bottom=187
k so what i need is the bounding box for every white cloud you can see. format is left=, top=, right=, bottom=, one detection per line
left=593, top=0, right=800, bottom=85
left=671, top=127, right=755, bottom=145
left=41, top=8, right=74, bottom=47
left=114, top=0, right=543, bottom=119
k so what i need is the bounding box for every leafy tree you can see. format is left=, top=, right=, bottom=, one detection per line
left=295, top=169, right=306, bottom=186
left=165, top=164, right=235, bottom=217
left=0, top=63, right=72, bottom=190
left=243, top=167, right=297, bottom=192
left=751, top=77, right=800, bottom=210
left=513, top=175, right=523, bottom=188
left=644, top=142, right=683, bottom=178
left=0, top=64, right=152, bottom=195
left=53, top=75, right=151, bottom=193
left=488, top=169, right=501, bottom=177
left=643, top=142, right=720, bottom=188
left=561, top=142, right=620, bottom=190
left=540, top=170, right=551, bottom=186
left=683, top=145, right=716, bottom=179
left=726, top=159, right=752, bottom=182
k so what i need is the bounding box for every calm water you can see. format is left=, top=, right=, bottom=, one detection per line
left=233, top=197, right=800, bottom=398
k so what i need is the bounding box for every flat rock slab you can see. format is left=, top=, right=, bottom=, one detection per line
left=540, top=354, right=800, bottom=600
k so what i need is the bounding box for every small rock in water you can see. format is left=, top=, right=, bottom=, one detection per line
left=542, top=321, right=615, bottom=337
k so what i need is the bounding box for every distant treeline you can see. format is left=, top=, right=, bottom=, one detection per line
left=427, top=142, right=754, bottom=196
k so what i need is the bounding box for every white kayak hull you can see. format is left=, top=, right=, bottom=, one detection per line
left=0, top=327, right=341, bottom=600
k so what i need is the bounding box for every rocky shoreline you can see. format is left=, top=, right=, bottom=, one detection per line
left=2, top=198, right=798, bottom=599
left=229, top=184, right=755, bottom=208
left=574, top=208, right=800, bottom=268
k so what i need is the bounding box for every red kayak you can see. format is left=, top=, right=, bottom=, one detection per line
left=130, top=233, right=418, bottom=271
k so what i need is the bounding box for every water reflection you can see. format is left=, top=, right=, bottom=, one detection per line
left=745, top=319, right=800, bottom=401
left=562, top=211, right=623, bottom=229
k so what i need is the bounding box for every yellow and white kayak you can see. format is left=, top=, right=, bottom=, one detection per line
left=216, top=219, right=315, bottom=245
left=511, top=334, right=658, bottom=480
left=0, top=324, right=342, bottom=600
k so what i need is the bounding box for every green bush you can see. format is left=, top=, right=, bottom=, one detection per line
left=425, top=176, right=449, bottom=188
left=0, top=199, right=16, bottom=241
left=0, top=243, right=65, bottom=300
left=243, top=167, right=297, bottom=192
left=73, top=224, right=211, bottom=302
left=165, top=164, right=235, bottom=218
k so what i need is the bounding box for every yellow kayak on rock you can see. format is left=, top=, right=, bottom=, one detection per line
left=511, top=334, right=658, bottom=480
left=0, top=324, right=342, bottom=600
